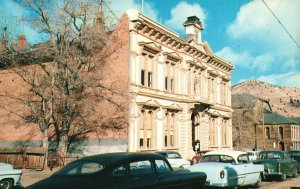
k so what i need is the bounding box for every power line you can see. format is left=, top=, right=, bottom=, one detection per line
left=261, top=0, right=300, bottom=49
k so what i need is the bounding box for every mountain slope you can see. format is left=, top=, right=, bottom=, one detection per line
left=232, top=80, right=300, bottom=118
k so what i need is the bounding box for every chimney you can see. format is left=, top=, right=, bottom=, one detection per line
left=183, top=16, right=204, bottom=43
left=18, top=35, right=26, bottom=51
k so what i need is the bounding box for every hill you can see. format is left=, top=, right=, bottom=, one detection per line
left=232, top=80, right=300, bottom=118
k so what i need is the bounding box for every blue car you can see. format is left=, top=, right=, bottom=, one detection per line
left=188, top=151, right=264, bottom=188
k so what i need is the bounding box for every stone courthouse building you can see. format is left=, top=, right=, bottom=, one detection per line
left=123, top=10, right=234, bottom=159
left=0, top=10, right=234, bottom=159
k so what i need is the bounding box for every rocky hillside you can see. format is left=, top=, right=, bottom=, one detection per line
left=232, top=80, right=300, bottom=118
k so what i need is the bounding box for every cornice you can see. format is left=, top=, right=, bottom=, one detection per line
left=130, top=13, right=233, bottom=74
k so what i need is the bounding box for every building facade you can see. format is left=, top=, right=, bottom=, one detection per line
left=232, top=93, right=300, bottom=151
left=125, top=10, right=234, bottom=159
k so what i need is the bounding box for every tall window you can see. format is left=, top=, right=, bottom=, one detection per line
left=139, top=110, right=154, bottom=149
left=140, top=52, right=155, bottom=88
left=164, top=61, right=176, bottom=93
left=209, top=118, right=216, bottom=147
left=279, top=127, right=284, bottom=139
left=222, top=119, right=227, bottom=146
left=148, top=72, right=152, bottom=87
left=266, top=127, right=271, bottom=139
left=141, top=70, right=145, bottom=86
left=164, top=112, right=176, bottom=148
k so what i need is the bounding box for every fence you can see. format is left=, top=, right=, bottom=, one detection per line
left=0, top=148, right=83, bottom=170
left=0, top=148, right=46, bottom=170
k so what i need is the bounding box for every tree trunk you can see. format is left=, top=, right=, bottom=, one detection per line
left=42, top=129, right=49, bottom=170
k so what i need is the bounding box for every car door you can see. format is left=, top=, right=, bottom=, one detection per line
left=154, top=159, right=186, bottom=189
left=129, top=160, right=159, bottom=189
left=111, top=164, right=134, bottom=189
left=237, top=154, right=259, bottom=186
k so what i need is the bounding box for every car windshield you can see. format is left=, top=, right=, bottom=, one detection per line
left=259, top=152, right=283, bottom=159
left=201, top=155, right=235, bottom=164
left=167, top=153, right=182, bottom=159
left=54, top=161, right=104, bottom=175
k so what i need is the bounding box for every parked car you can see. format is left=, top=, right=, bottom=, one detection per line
left=246, top=151, right=259, bottom=161
left=155, top=151, right=191, bottom=169
left=188, top=151, right=264, bottom=188
left=191, top=150, right=211, bottom=165
left=287, top=150, right=300, bottom=173
left=26, top=152, right=207, bottom=189
left=253, top=150, right=298, bottom=181
left=0, top=163, right=22, bottom=189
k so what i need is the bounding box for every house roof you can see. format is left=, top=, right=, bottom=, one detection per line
left=290, top=117, right=300, bottom=124
left=262, top=111, right=299, bottom=125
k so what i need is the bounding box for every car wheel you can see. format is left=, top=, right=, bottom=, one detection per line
left=253, top=174, right=262, bottom=188
left=280, top=173, right=287, bottom=181
left=0, top=179, right=13, bottom=189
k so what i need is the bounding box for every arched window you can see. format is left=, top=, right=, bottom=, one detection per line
left=279, top=127, right=284, bottom=139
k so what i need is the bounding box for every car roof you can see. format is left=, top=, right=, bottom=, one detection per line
left=204, top=150, right=247, bottom=160
left=72, top=152, right=164, bottom=166
left=259, top=150, right=285, bottom=153
left=156, top=151, right=179, bottom=154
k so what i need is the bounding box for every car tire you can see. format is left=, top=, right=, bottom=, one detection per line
left=253, top=174, right=262, bottom=188
left=280, top=173, right=287, bottom=181
left=0, top=179, right=13, bottom=189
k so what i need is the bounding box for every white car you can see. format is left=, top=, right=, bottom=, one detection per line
left=247, top=151, right=259, bottom=161
left=156, top=151, right=191, bottom=169
left=188, top=151, right=264, bottom=188
left=0, top=163, right=22, bottom=189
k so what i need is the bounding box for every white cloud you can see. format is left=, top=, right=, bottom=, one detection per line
left=165, top=1, right=206, bottom=31
left=238, top=71, right=300, bottom=88
left=227, top=0, right=300, bottom=68
left=215, top=47, right=273, bottom=72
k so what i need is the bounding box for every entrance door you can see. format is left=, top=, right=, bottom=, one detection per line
left=279, top=142, right=285, bottom=151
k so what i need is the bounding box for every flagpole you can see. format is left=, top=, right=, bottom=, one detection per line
left=141, top=0, right=144, bottom=14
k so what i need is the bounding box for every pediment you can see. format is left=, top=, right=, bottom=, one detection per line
left=163, top=52, right=182, bottom=62
left=164, top=103, right=182, bottom=112
left=138, top=99, right=161, bottom=109
left=139, top=42, right=161, bottom=54
left=208, top=69, right=220, bottom=76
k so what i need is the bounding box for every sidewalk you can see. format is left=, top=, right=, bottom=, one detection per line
left=21, top=169, right=53, bottom=187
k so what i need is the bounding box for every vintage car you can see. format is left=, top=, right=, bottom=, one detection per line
left=253, top=150, right=298, bottom=181
left=0, top=162, right=22, bottom=189
left=287, top=150, right=300, bottom=173
left=188, top=151, right=264, bottom=188
left=26, top=152, right=207, bottom=189
left=246, top=151, right=259, bottom=161
left=155, top=151, right=191, bottom=169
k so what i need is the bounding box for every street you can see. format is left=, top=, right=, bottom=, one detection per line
left=21, top=169, right=300, bottom=188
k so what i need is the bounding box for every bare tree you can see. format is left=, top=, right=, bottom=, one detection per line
left=0, top=0, right=128, bottom=157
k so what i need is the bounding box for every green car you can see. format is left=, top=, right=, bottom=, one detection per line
left=253, top=150, right=298, bottom=181
left=287, top=151, right=300, bottom=173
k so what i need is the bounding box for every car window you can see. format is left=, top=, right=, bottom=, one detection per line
left=130, top=160, right=152, bottom=175
left=237, top=155, right=249, bottom=164
left=259, top=152, right=282, bottom=159
left=67, top=162, right=103, bottom=175
left=167, top=152, right=181, bottom=159
left=113, top=165, right=127, bottom=176
left=201, top=155, right=235, bottom=164
left=155, top=159, right=171, bottom=173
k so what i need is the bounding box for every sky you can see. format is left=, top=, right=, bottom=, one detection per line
left=1, top=0, right=300, bottom=88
